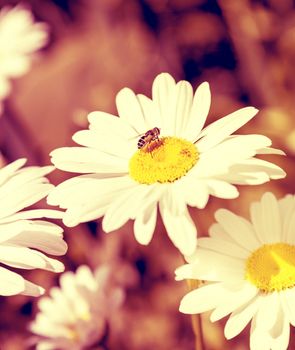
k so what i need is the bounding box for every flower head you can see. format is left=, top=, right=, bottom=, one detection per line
left=48, top=73, right=285, bottom=255
left=0, top=158, right=67, bottom=297
left=0, top=5, right=48, bottom=102
left=176, top=192, right=295, bottom=350
left=30, top=264, right=125, bottom=350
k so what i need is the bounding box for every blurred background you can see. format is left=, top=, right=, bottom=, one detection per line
left=0, top=0, right=294, bottom=349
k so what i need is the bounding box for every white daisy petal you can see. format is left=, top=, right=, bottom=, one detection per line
left=103, top=184, right=150, bottom=233
left=193, top=135, right=272, bottom=179
left=251, top=303, right=290, bottom=350
left=196, top=135, right=272, bottom=178
left=58, top=177, right=137, bottom=227
left=269, top=311, right=290, bottom=350
left=179, top=283, right=225, bottom=314
left=22, top=279, right=44, bottom=296
left=233, top=158, right=286, bottom=180
left=210, top=281, right=258, bottom=322
left=283, top=201, right=295, bottom=244
left=72, top=129, right=134, bottom=159
left=261, top=192, right=282, bottom=242
left=63, top=199, right=108, bottom=227
left=47, top=175, right=102, bottom=208
left=218, top=167, right=270, bottom=185
left=206, top=180, right=239, bottom=199
left=48, top=175, right=133, bottom=209
left=250, top=318, right=272, bottom=350
left=0, top=220, right=30, bottom=242
left=225, top=294, right=262, bottom=339
left=0, top=5, right=48, bottom=100
left=152, top=72, right=176, bottom=134
left=0, top=267, right=25, bottom=295
left=280, top=288, right=295, bottom=326
left=50, top=147, right=128, bottom=174
left=214, top=209, right=260, bottom=251
left=137, top=94, right=161, bottom=130
left=256, top=147, right=286, bottom=155
left=88, top=111, right=137, bottom=139
left=0, top=246, right=64, bottom=272
left=0, top=183, right=53, bottom=219
left=198, top=237, right=249, bottom=259
left=175, top=248, right=244, bottom=282
left=134, top=203, right=157, bottom=245
left=116, top=87, right=147, bottom=133
left=173, top=80, right=193, bottom=136
left=255, top=293, right=281, bottom=332
left=0, top=209, right=64, bottom=224
left=0, top=165, right=53, bottom=200
left=208, top=223, right=236, bottom=242
left=0, top=158, right=26, bottom=186
left=250, top=192, right=281, bottom=243
left=184, top=82, right=211, bottom=142
left=7, top=221, right=67, bottom=256
left=180, top=177, right=209, bottom=209
left=0, top=77, right=10, bottom=100
left=196, top=107, right=258, bottom=152
left=0, top=159, right=66, bottom=297
left=36, top=341, right=56, bottom=350
left=159, top=200, right=197, bottom=256
left=279, top=195, right=295, bottom=242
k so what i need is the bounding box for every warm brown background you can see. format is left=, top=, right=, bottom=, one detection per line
left=0, top=0, right=294, bottom=349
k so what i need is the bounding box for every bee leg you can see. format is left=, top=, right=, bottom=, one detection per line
left=149, top=144, right=154, bottom=158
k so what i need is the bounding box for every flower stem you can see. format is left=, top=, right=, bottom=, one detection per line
left=187, top=279, right=205, bottom=350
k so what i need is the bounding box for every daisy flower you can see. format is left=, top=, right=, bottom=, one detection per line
left=30, top=264, right=125, bottom=350
left=176, top=192, right=295, bottom=350
left=48, top=73, right=285, bottom=255
left=0, top=158, right=67, bottom=297
left=0, top=4, right=48, bottom=102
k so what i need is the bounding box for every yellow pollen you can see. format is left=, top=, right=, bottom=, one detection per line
left=66, top=312, right=91, bottom=340
left=129, top=136, right=199, bottom=184
left=245, top=243, right=295, bottom=293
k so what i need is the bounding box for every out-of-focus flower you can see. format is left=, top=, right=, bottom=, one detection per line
left=176, top=192, right=295, bottom=350
left=30, top=264, right=125, bottom=350
left=0, top=158, right=67, bottom=297
left=48, top=72, right=285, bottom=256
left=0, top=5, right=48, bottom=102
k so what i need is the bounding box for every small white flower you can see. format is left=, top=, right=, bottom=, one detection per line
left=0, top=5, right=48, bottom=101
left=0, top=158, right=67, bottom=297
left=30, top=264, right=125, bottom=350
left=48, top=73, right=285, bottom=255
left=176, top=192, right=295, bottom=350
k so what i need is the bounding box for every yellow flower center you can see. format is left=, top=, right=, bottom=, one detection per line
left=66, top=311, right=91, bottom=340
left=245, top=243, right=295, bottom=293
left=129, top=137, right=199, bottom=184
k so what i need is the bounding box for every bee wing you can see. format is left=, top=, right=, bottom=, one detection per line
left=128, top=132, right=145, bottom=140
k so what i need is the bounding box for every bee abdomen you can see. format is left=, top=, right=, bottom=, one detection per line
left=137, top=137, right=145, bottom=149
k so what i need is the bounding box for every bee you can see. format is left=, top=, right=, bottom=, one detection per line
left=137, top=127, right=161, bottom=151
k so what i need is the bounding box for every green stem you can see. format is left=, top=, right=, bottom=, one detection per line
left=187, top=279, right=205, bottom=350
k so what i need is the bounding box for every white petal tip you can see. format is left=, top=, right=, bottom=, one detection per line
left=54, top=264, right=65, bottom=273
left=199, top=81, right=210, bottom=89
left=102, top=220, right=115, bottom=233
left=22, top=285, right=45, bottom=297
left=62, top=217, right=77, bottom=228
left=271, top=170, right=287, bottom=179
left=15, top=158, right=27, bottom=166
left=38, top=287, right=45, bottom=295
left=224, top=331, right=234, bottom=340
left=175, top=274, right=184, bottom=281
left=179, top=302, right=192, bottom=314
